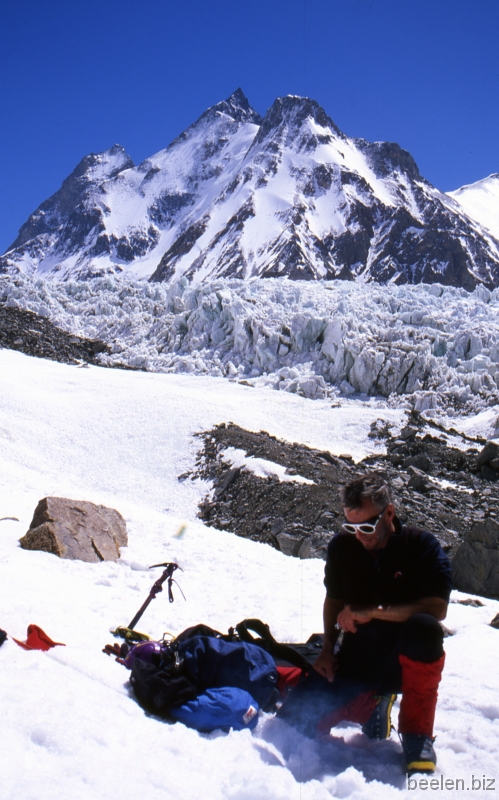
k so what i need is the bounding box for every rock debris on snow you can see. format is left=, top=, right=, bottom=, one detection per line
left=0, top=301, right=108, bottom=365
left=451, top=517, right=499, bottom=598
left=190, top=418, right=499, bottom=578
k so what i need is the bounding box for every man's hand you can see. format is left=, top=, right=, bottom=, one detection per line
left=313, top=648, right=338, bottom=682
left=337, top=605, right=376, bottom=633
left=337, top=598, right=449, bottom=631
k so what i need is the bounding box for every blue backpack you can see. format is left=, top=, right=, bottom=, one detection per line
left=177, top=635, right=278, bottom=710
left=128, top=629, right=279, bottom=731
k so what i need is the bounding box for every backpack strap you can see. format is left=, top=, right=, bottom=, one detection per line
left=175, top=623, right=228, bottom=644
left=235, top=619, right=312, bottom=672
left=236, top=618, right=276, bottom=643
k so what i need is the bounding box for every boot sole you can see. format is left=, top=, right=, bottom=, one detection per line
left=406, top=761, right=436, bottom=774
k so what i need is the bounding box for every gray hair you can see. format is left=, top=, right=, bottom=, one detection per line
left=340, top=473, right=394, bottom=511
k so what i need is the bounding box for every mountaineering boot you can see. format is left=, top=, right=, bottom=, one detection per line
left=362, top=693, right=397, bottom=740
left=401, top=733, right=436, bottom=774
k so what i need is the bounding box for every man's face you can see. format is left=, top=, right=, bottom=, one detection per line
left=343, top=498, right=395, bottom=550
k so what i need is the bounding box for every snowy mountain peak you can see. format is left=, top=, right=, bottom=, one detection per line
left=253, top=94, right=342, bottom=148
left=54, top=144, right=134, bottom=191
left=172, top=89, right=262, bottom=148
left=2, top=92, right=499, bottom=288
left=459, top=172, right=499, bottom=187
left=7, top=145, right=134, bottom=253
left=212, top=88, right=263, bottom=125
left=165, top=89, right=262, bottom=158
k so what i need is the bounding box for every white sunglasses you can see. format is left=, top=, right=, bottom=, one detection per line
left=341, top=508, right=386, bottom=535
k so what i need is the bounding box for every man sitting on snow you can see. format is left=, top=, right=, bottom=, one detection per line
left=278, top=473, right=451, bottom=774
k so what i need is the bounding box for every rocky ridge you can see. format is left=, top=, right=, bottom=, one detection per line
left=0, top=303, right=109, bottom=365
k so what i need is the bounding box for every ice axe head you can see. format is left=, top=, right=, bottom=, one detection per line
left=149, top=562, right=182, bottom=572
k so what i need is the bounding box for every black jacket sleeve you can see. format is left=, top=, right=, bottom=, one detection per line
left=324, top=534, right=345, bottom=600
left=408, top=529, right=452, bottom=602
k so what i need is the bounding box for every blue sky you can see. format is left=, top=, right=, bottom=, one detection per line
left=1, top=0, right=497, bottom=253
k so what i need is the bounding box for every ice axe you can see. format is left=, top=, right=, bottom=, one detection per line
left=111, top=561, right=185, bottom=643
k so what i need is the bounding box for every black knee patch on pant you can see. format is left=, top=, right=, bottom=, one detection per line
left=398, top=613, right=444, bottom=663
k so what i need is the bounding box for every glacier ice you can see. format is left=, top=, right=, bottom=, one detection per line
left=2, top=275, right=499, bottom=420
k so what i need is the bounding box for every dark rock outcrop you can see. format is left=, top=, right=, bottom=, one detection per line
left=0, top=302, right=109, bottom=364
left=451, top=518, right=499, bottom=598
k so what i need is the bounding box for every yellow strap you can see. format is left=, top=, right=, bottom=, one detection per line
left=111, top=626, right=151, bottom=642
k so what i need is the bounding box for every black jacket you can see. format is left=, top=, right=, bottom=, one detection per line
left=324, top=517, right=452, bottom=607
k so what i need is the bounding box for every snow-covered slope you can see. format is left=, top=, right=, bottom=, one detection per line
left=448, top=174, right=499, bottom=241
left=1, top=348, right=498, bottom=800
left=2, top=90, right=499, bottom=289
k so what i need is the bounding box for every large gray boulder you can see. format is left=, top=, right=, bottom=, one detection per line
left=406, top=465, right=431, bottom=493
left=451, top=517, right=499, bottom=598
left=20, top=497, right=127, bottom=562
left=476, top=442, right=499, bottom=468
left=276, top=532, right=305, bottom=557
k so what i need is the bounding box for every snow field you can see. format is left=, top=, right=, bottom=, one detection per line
left=448, top=175, right=499, bottom=241
left=1, top=349, right=499, bottom=799
left=221, top=446, right=316, bottom=484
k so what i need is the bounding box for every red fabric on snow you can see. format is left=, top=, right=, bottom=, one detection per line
left=398, top=653, right=445, bottom=736
left=316, top=690, right=378, bottom=735
left=276, top=665, right=304, bottom=694
left=13, top=624, right=66, bottom=651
